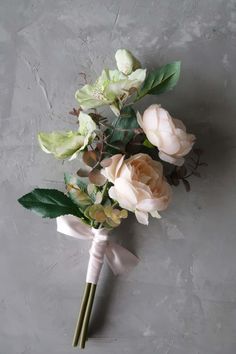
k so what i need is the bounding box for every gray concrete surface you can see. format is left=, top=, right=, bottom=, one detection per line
left=1, top=0, right=236, bottom=353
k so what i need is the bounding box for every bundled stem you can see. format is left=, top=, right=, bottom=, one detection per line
left=72, top=283, right=97, bottom=349
left=79, top=284, right=97, bottom=348
left=73, top=220, right=104, bottom=349
left=72, top=283, right=91, bottom=347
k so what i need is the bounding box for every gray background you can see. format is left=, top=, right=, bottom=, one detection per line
left=1, top=0, right=236, bottom=353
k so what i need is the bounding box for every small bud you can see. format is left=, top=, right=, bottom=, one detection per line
left=115, top=49, right=141, bottom=75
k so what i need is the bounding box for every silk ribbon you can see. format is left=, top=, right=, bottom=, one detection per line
left=56, top=215, right=139, bottom=284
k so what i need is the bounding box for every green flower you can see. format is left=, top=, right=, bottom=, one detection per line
left=78, top=111, right=97, bottom=137
left=38, top=112, right=96, bottom=160
left=75, top=68, right=146, bottom=115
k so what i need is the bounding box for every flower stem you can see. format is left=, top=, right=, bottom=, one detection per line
left=100, top=181, right=109, bottom=204
left=72, top=282, right=91, bottom=347
left=79, top=283, right=97, bottom=349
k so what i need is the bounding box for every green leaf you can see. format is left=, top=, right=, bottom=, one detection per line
left=135, top=61, right=181, bottom=101
left=64, top=174, right=91, bottom=209
left=108, top=106, right=139, bottom=145
left=143, top=138, right=155, bottom=148
left=18, top=189, right=82, bottom=219
left=64, top=173, right=87, bottom=192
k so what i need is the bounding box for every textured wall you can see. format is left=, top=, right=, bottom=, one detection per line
left=1, top=0, right=236, bottom=353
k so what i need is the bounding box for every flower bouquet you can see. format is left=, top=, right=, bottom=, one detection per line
left=18, top=49, right=203, bottom=349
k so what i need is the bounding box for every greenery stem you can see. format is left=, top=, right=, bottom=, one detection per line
left=79, top=283, right=97, bottom=349
left=72, top=282, right=91, bottom=347
left=100, top=181, right=109, bottom=204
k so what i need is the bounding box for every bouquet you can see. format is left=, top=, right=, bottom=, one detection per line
left=18, top=49, right=204, bottom=349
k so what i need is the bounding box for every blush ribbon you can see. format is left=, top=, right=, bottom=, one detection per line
left=56, top=215, right=139, bottom=284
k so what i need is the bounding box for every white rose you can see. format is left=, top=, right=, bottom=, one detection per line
left=137, top=104, right=196, bottom=166
left=115, top=49, right=141, bottom=75
left=101, top=153, right=172, bottom=225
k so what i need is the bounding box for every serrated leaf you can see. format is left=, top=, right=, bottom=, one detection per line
left=135, top=61, right=181, bottom=101
left=18, top=189, right=82, bottom=218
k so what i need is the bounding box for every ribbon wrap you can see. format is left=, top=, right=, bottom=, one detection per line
left=56, top=215, right=139, bottom=284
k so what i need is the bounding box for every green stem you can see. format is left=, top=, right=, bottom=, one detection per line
left=101, top=181, right=109, bottom=203
left=79, top=283, right=97, bottom=349
left=72, top=283, right=91, bottom=347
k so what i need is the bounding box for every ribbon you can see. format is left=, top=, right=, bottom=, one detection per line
left=56, top=215, right=139, bottom=284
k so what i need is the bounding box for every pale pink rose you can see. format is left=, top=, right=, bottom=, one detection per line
left=101, top=153, right=172, bottom=225
left=137, top=104, right=196, bottom=166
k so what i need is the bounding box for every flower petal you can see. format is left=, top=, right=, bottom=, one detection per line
left=78, top=112, right=97, bottom=137
left=136, top=198, right=162, bottom=212
left=135, top=210, right=149, bottom=225
left=158, top=151, right=184, bottom=166
left=38, top=131, right=85, bottom=160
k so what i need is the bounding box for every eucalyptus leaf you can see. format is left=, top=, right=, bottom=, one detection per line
left=18, top=189, right=82, bottom=219
left=135, top=61, right=181, bottom=101
left=89, top=169, right=107, bottom=186
left=82, top=150, right=98, bottom=168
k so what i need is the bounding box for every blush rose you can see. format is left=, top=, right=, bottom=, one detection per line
left=101, top=153, right=172, bottom=225
left=137, top=104, right=196, bottom=166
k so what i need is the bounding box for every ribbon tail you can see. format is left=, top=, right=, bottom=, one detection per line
left=105, top=242, right=139, bottom=276
left=56, top=215, right=93, bottom=240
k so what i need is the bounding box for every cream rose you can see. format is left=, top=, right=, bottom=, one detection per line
left=137, top=104, right=196, bottom=166
left=101, top=153, right=172, bottom=225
